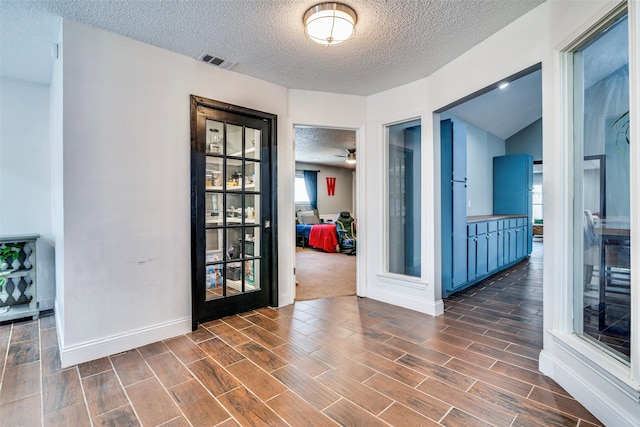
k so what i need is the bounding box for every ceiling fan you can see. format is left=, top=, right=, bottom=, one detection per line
left=335, top=148, right=356, bottom=164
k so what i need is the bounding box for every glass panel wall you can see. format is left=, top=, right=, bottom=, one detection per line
left=386, top=120, right=421, bottom=277
left=572, top=12, right=631, bottom=363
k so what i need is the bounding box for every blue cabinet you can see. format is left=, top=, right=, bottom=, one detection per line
left=507, top=219, right=518, bottom=263
left=475, top=222, right=488, bottom=278
left=441, top=119, right=468, bottom=295
left=447, top=215, right=528, bottom=297
left=452, top=181, right=468, bottom=288
left=487, top=221, right=498, bottom=272
left=496, top=220, right=505, bottom=269
left=442, top=126, right=533, bottom=298
left=493, top=154, right=533, bottom=256
left=466, top=224, right=478, bottom=282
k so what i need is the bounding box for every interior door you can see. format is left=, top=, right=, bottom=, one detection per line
left=190, top=96, right=277, bottom=329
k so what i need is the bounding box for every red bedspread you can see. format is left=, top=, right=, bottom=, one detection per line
left=308, top=223, right=338, bottom=253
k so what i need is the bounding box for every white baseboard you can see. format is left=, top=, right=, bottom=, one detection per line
left=59, top=317, right=191, bottom=368
left=367, top=286, right=444, bottom=316
left=539, top=348, right=640, bottom=427
left=38, top=297, right=54, bottom=311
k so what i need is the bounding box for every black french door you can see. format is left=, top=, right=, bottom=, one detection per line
left=190, top=96, right=277, bottom=329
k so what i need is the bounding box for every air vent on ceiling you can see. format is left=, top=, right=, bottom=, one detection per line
left=198, top=53, right=237, bottom=70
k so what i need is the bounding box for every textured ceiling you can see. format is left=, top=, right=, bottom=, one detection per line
left=1, top=0, right=547, bottom=168
left=295, top=127, right=356, bottom=169
left=1, top=0, right=545, bottom=95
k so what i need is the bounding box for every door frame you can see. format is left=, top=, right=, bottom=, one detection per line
left=289, top=120, right=366, bottom=302
left=190, top=95, right=278, bottom=329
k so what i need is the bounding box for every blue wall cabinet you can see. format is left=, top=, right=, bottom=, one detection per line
left=441, top=119, right=468, bottom=294
left=493, top=154, right=533, bottom=255
left=452, top=181, right=468, bottom=287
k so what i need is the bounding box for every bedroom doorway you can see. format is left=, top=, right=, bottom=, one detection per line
left=294, top=126, right=357, bottom=301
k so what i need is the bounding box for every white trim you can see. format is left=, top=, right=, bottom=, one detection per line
left=376, top=273, right=427, bottom=290
left=367, top=284, right=444, bottom=316
left=628, top=0, right=640, bottom=384
left=541, top=332, right=639, bottom=427
left=288, top=118, right=367, bottom=301
left=59, top=316, right=191, bottom=368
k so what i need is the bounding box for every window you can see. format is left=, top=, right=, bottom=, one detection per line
left=386, top=120, right=421, bottom=277
left=532, top=183, right=543, bottom=222
left=571, top=10, right=631, bottom=363
left=294, top=174, right=310, bottom=203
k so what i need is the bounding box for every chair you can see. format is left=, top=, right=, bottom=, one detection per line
left=583, top=210, right=599, bottom=288
left=335, top=211, right=356, bottom=255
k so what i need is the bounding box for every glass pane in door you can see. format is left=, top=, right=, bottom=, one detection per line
left=227, top=124, right=243, bottom=157
left=204, top=122, right=265, bottom=301
left=245, top=128, right=261, bottom=160
left=206, top=157, right=223, bottom=190
left=246, top=161, right=260, bottom=192
left=206, top=121, right=224, bottom=155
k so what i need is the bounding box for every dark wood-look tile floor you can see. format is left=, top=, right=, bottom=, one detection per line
left=0, top=242, right=604, bottom=426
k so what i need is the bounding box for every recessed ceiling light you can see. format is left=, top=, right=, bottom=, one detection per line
left=498, top=81, right=510, bottom=90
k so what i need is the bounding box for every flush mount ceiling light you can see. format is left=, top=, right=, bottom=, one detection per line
left=303, top=2, right=357, bottom=46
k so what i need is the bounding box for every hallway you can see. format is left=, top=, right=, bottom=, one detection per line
left=0, top=242, right=602, bottom=426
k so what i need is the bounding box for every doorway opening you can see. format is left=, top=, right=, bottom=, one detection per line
left=437, top=64, right=543, bottom=300
left=293, top=125, right=358, bottom=301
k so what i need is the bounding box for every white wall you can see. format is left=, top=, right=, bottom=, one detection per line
left=51, top=27, right=64, bottom=339
left=59, top=20, right=288, bottom=367
left=0, top=77, right=55, bottom=310
left=295, top=162, right=354, bottom=218
left=466, top=122, right=506, bottom=216
left=366, top=1, right=638, bottom=424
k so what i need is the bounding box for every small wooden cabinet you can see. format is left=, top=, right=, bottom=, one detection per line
left=0, top=234, right=39, bottom=321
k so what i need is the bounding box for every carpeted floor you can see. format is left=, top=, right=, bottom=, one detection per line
left=295, top=246, right=356, bottom=300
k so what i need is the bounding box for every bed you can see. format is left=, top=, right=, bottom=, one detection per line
left=296, top=210, right=339, bottom=253
left=307, top=223, right=339, bottom=253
